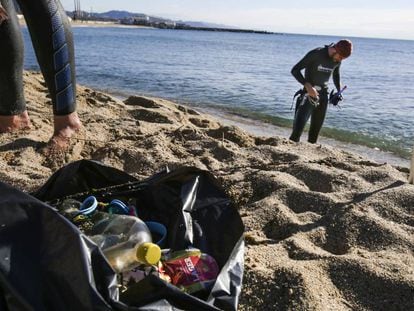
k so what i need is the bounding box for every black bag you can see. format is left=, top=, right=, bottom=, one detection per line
left=0, top=160, right=244, bottom=310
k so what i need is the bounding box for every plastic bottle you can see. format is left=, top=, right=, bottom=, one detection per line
left=58, top=198, right=162, bottom=272
left=86, top=212, right=153, bottom=250
left=86, top=211, right=161, bottom=272
left=104, top=241, right=161, bottom=273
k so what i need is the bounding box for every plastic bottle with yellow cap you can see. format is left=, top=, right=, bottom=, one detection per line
left=103, top=241, right=161, bottom=273
left=58, top=197, right=162, bottom=272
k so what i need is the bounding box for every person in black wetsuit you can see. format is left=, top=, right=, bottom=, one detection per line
left=0, top=0, right=81, bottom=150
left=289, top=39, right=352, bottom=143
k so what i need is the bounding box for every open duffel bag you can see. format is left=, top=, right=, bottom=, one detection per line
left=0, top=160, right=244, bottom=310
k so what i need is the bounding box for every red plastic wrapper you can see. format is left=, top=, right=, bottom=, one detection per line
left=159, top=249, right=219, bottom=294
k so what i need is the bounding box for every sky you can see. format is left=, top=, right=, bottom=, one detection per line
left=60, top=0, right=414, bottom=40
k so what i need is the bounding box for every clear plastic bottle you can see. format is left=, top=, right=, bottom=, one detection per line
left=104, top=241, right=161, bottom=273
left=58, top=199, right=162, bottom=272
left=86, top=212, right=153, bottom=250
left=86, top=212, right=161, bottom=272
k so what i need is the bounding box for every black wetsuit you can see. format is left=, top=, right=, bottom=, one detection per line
left=290, top=45, right=341, bottom=143
left=0, top=0, right=76, bottom=116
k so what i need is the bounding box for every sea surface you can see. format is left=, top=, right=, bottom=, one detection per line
left=22, top=27, right=414, bottom=161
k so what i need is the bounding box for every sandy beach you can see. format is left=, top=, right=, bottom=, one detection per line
left=17, top=16, right=153, bottom=29
left=70, top=20, right=154, bottom=29
left=1, top=71, right=413, bottom=310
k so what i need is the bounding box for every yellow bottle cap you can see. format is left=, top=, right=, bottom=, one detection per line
left=136, top=242, right=161, bottom=265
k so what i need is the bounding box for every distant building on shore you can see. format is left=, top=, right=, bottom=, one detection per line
left=121, top=14, right=150, bottom=25
left=156, top=21, right=176, bottom=28
left=120, top=14, right=176, bottom=28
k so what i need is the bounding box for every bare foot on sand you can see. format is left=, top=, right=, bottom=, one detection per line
left=0, top=111, right=32, bottom=133
left=44, top=112, right=83, bottom=153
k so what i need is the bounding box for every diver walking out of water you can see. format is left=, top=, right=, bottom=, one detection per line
left=289, top=39, right=352, bottom=143
left=0, top=0, right=81, bottom=150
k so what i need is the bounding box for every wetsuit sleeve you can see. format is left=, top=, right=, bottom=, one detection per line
left=291, top=50, right=316, bottom=85
left=333, top=64, right=341, bottom=91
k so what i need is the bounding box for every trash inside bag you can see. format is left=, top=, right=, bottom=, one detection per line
left=0, top=160, right=244, bottom=310
left=159, top=248, right=220, bottom=294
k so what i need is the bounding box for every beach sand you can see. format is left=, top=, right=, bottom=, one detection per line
left=1, top=71, right=413, bottom=310
left=18, top=16, right=152, bottom=29
left=70, top=20, right=154, bottom=29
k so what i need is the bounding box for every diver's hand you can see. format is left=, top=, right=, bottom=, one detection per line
left=0, top=6, right=8, bottom=25
left=304, top=82, right=319, bottom=99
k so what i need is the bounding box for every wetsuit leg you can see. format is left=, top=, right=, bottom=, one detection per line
left=308, top=92, right=328, bottom=143
left=16, top=0, right=76, bottom=115
left=0, top=0, right=26, bottom=115
left=289, top=96, right=314, bottom=142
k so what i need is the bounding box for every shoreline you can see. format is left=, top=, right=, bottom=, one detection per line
left=70, top=20, right=154, bottom=29
left=17, top=16, right=275, bottom=34
left=104, top=89, right=410, bottom=168
left=17, top=17, right=154, bottom=29
left=198, top=106, right=410, bottom=168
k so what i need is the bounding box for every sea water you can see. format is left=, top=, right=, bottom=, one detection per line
left=22, top=27, right=414, bottom=162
